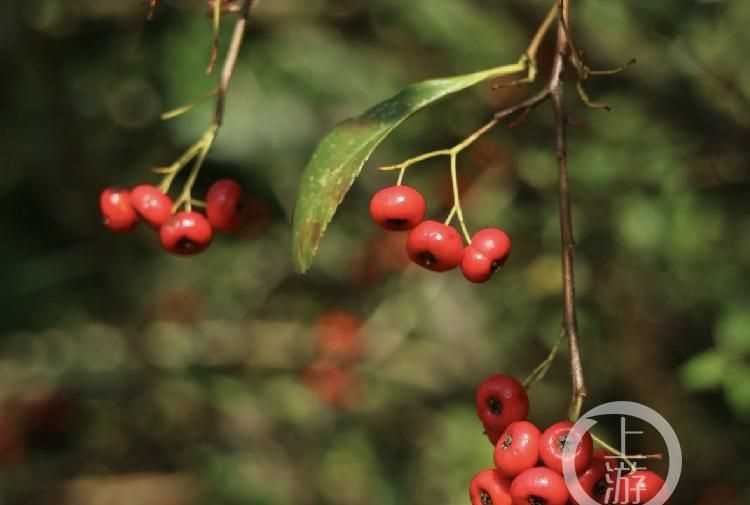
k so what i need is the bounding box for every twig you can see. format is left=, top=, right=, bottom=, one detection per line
left=153, top=0, right=254, bottom=210
left=207, top=0, right=221, bottom=74
left=523, top=331, right=564, bottom=390
left=491, top=0, right=588, bottom=420
left=214, top=0, right=255, bottom=127
left=492, top=1, right=558, bottom=90
left=591, top=433, right=637, bottom=473
left=550, top=0, right=587, bottom=421
left=526, top=2, right=559, bottom=60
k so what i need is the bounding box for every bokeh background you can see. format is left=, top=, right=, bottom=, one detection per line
left=1, top=0, right=749, bottom=503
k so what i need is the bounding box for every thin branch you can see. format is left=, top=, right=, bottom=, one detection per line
left=526, top=2, right=559, bottom=61
left=486, top=1, right=586, bottom=420
left=523, top=331, right=564, bottom=390
left=206, top=0, right=221, bottom=74
left=550, top=0, right=587, bottom=421
left=214, top=0, right=255, bottom=127
left=492, top=1, right=557, bottom=89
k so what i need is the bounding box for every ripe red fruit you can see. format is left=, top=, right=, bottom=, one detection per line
left=461, top=228, right=511, bottom=282
left=569, top=449, right=610, bottom=505
left=461, top=247, right=494, bottom=283
left=100, top=188, right=138, bottom=231
left=406, top=220, right=464, bottom=272
left=510, top=467, right=569, bottom=505
left=472, top=228, right=512, bottom=260
left=206, top=179, right=244, bottom=232
left=302, top=361, right=359, bottom=409
left=602, top=470, right=665, bottom=504
left=539, top=420, right=593, bottom=475
left=159, top=211, right=213, bottom=255
left=315, top=311, right=364, bottom=362
left=130, top=184, right=173, bottom=228
left=475, top=374, right=529, bottom=435
left=369, top=185, right=426, bottom=231
left=493, top=420, right=541, bottom=478
left=469, top=469, right=512, bottom=505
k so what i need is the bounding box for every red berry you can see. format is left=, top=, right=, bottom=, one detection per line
left=302, top=360, right=359, bottom=409
left=510, top=467, right=569, bottom=505
left=369, top=185, right=426, bottom=231
left=461, top=228, right=511, bottom=283
left=493, top=420, right=540, bottom=478
left=100, top=188, right=138, bottom=231
left=159, top=211, right=213, bottom=255
left=469, top=469, right=512, bottom=505
left=206, top=179, right=244, bottom=232
left=539, top=420, right=593, bottom=475
left=131, top=184, right=173, bottom=228
left=602, top=470, right=664, bottom=504
left=461, top=246, right=494, bottom=283
left=406, top=220, right=464, bottom=272
left=569, top=449, right=610, bottom=505
left=475, top=374, right=529, bottom=435
left=472, top=228, right=512, bottom=259
left=315, top=311, right=364, bottom=362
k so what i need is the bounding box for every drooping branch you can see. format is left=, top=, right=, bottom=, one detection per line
left=550, top=0, right=587, bottom=421
left=490, top=0, right=587, bottom=419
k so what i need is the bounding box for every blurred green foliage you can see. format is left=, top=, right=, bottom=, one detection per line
left=0, top=1, right=749, bottom=504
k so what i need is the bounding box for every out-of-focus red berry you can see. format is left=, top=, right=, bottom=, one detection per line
left=206, top=179, right=244, bottom=232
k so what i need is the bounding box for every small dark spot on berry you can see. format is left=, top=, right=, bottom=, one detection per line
left=487, top=396, right=502, bottom=415
left=479, top=490, right=493, bottom=505
left=557, top=433, right=569, bottom=451
left=177, top=237, right=197, bottom=253
left=490, top=259, right=502, bottom=272
left=417, top=251, right=437, bottom=266
left=386, top=218, right=409, bottom=229
left=527, top=496, right=546, bottom=505
left=502, top=434, right=513, bottom=449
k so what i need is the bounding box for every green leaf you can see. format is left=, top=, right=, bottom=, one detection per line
left=715, top=305, right=750, bottom=352
left=291, top=62, right=525, bottom=273
left=680, top=350, right=726, bottom=391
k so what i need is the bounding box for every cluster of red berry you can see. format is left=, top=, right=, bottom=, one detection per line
left=99, top=179, right=243, bottom=255
left=302, top=311, right=365, bottom=409
left=471, top=374, right=666, bottom=505
left=369, top=185, right=511, bottom=283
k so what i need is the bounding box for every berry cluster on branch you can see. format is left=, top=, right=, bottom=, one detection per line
left=369, top=184, right=512, bottom=283
left=99, top=179, right=244, bottom=255
left=471, top=374, right=665, bottom=505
